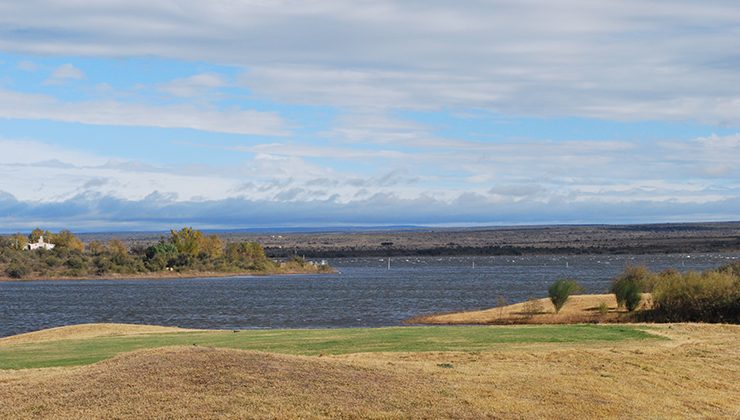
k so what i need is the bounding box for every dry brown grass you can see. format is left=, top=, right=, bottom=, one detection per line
left=410, top=294, right=653, bottom=325
left=341, top=323, right=740, bottom=418
left=0, top=323, right=738, bottom=418
left=0, top=346, right=483, bottom=419
left=0, top=323, right=195, bottom=346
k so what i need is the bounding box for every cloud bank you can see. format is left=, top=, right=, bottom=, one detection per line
left=2, top=1, right=740, bottom=123
left=1, top=189, right=738, bottom=232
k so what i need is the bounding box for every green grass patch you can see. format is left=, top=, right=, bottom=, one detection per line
left=0, top=325, right=658, bottom=370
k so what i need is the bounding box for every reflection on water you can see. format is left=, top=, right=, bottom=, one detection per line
left=0, top=253, right=736, bottom=337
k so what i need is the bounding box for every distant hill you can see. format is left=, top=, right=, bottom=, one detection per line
left=73, top=221, right=740, bottom=258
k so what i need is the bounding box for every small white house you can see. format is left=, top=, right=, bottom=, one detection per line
left=27, top=236, right=55, bottom=251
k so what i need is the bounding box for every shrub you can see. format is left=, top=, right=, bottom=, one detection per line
left=717, top=261, right=740, bottom=278
left=5, top=263, right=28, bottom=279
left=93, top=256, right=112, bottom=274
left=650, top=270, right=739, bottom=323
left=144, top=242, right=178, bottom=271
left=65, top=255, right=85, bottom=270
left=597, top=302, right=609, bottom=315
left=548, top=278, right=583, bottom=313
left=496, top=296, right=508, bottom=317
left=44, top=254, right=62, bottom=267
left=611, top=266, right=651, bottom=312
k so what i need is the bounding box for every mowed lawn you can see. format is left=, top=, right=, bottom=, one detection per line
left=0, top=324, right=655, bottom=369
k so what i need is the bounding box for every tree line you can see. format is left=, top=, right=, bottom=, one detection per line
left=0, top=227, right=330, bottom=279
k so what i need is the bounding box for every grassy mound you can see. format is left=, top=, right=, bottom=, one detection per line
left=0, top=323, right=194, bottom=346
left=0, top=346, right=483, bottom=418
left=0, top=324, right=737, bottom=418
left=0, top=323, right=656, bottom=369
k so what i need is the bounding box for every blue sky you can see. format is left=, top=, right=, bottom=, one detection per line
left=0, top=1, right=739, bottom=231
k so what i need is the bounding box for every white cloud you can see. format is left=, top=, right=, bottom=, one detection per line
left=0, top=139, right=106, bottom=167
left=660, top=134, right=740, bottom=178
left=1, top=1, right=738, bottom=123
left=159, top=73, right=226, bottom=97
left=237, top=143, right=408, bottom=160
left=0, top=88, right=288, bottom=136
left=45, top=63, right=85, bottom=84
left=16, top=60, right=37, bottom=71
left=0, top=133, right=738, bottom=228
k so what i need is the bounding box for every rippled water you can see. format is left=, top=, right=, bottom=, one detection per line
left=0, top=253, right=736, bottom=337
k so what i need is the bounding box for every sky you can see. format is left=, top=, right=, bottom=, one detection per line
left=0, top=0, right=739, bottom=231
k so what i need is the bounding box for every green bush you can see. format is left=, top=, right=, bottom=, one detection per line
left=548, top=278, right=583, bottom=313
left=610, top=264, right=740, bottom=323
left=144, top=242, right=179, bottom=271
left=5, top=263, right=28, bottom=279
left=65, top=255, right=86, bottom=270
left=93, top=256, right=112, bottom=274
left=43, top=254, right=62, bottom=267
left=650, top=270, right=739, bottom=323
left=611, top=266, right=650, bottom=312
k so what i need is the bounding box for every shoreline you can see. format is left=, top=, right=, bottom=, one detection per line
left=0, top=268, right=336, bottom=282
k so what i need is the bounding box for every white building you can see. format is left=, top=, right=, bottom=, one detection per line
left=27, top=236, right=55, bottom=251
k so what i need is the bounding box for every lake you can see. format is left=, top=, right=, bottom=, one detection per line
left=0, top=253, right=736, bottom=337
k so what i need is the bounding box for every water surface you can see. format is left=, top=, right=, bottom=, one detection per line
left=1, top=253, right=735, bottom=337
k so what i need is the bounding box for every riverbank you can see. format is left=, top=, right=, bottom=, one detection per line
left=0, top=323, right=737, bottom=418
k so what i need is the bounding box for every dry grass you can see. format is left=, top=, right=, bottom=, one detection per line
left=0, top=347, right=483, bottom=419
left=0, top=323, right=737, bottom=418
left=410, top=294, right=653, bottom=325
left=0, top=323, right=195, bottom=346
left=341, top=323, right=740, bottom=418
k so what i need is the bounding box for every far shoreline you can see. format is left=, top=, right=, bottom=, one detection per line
left=0, top=268, right=337, bottom=282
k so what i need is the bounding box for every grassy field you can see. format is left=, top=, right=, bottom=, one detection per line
left=0, top=323, right=738, bottom=418
left=0, top=324, right=653, bottom=369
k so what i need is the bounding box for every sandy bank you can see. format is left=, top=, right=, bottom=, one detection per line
left=408, top=293, right=654, bottom=325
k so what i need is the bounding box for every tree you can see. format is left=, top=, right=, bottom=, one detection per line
left=9, top=233, right=28, bottom=250
left=87, top=241, right=106, bottom=255
left=108, top=239, right=128, bottom=257
left=225, top=242, right=270, bottom=269
left=29, top=228, right=53, bottom=243
left=170, top=227, right=203, bottom=257
left=52, top=230, right=84, bottom=251
left=548, top=278, right=583, bottom=313
left=107, top=239, right=130, bottom=266
left=144, top=242, right=178, bottom=271
left=200, top=235, right=224, bottom=259
left=611, top=267, right=649, bottom=312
